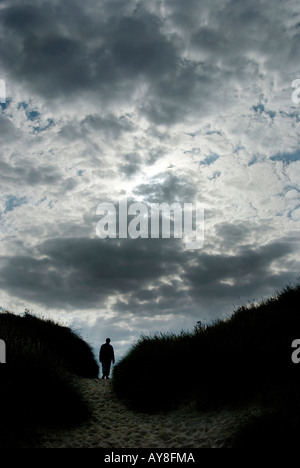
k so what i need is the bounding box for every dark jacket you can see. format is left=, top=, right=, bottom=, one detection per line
left=100, top=343, right=115, bottom=364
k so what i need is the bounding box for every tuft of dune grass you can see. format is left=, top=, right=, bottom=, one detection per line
left=0, top=311, right=99, bottom=447
left=113, top=283, right=300, bottom=413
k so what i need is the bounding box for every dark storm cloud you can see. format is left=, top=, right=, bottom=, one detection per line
left=107, top=14, right=177, bottom=78
left=185, top=240, right=296, bottom=292
left=186, top=0, right=298, bottom=63
left=0, top=237, right=173, bottom=309
left=214, top=220, right=276, bottom=252
left=0, top=235, right=298, bottom=316
left=0, top=0, right=178, bottom=102
left=1, top=0, right=298, bottom=126
left=0, top=1, right=100, bottom=96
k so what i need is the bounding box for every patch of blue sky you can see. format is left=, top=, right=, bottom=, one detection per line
left=17, top=102, right=28, bottom=110
left=200, top=153, right=219, bottom=166
left=253, top=104, right=276, bottom=119
left=0, top=97, right=12, bottom=111
left=288, top=186, right=300, bottom=194
left=267, top=110, right=276, bottom=119
left=185, top=130, right=201, bottom=138
left=279, top=110, right=300, bottom=122
left=270, top=149, right=300, bottom=165
left=35, top=197, right=47, bottom=206
left=184, top=147, right=201, bottom=155
left=185, top=124, right=221, bottom=138
left=17, top=103, right=41, bottom=122
left=248, top=155, right=260, bottom=166
left=27, top=110, right=40, bottom=121
left=233, top=144, right=246, bottom=154
left=287, top=204, right=300, bottom=218
left=4, top=195, right=27, bottom=214
left=253, top=103, right=265, bottom=113
left=77, top=169, right=85, bottom=177
left=206, top=130, right=222, bottom=136
left=208, top=171, right=221, bottom=180
left=32, top=118, right=55, bottom=134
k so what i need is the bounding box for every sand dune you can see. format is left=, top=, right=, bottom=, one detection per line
left=28, top=378, right=262, bottom=448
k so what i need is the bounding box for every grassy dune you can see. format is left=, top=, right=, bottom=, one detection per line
left=113, top=283, right=300, bottom=445
left=0, top=311, right=99, bottom=447
left=2, top=283, right=300, bottom=448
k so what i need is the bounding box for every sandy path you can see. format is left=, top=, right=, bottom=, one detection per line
left=29, top=378, right=261, bottom=448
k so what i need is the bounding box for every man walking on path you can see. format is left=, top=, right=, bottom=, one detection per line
left=100, top=338, right=115, bottom=379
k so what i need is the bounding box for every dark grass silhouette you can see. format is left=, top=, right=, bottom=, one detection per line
left=113, top=283, right=300, bottom=445
left=0, top=311, right=99, bottom=448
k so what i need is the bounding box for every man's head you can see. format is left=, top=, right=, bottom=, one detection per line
left=106, top=338, right=111, bottom=344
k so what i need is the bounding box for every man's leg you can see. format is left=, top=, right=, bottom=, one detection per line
left=102, top=361, right=111, bottom=379
left=105, top=361, right=111, bottom=379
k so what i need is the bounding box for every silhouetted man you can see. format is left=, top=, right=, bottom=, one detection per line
left=100, top=338, right=115, bottom=379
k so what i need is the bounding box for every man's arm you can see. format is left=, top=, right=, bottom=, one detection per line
left=112, top=347, right=115, bottom=364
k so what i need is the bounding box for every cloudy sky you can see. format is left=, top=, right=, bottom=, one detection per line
left=1, top=0, right=300, bottom=363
